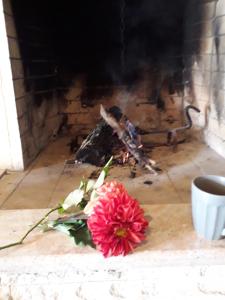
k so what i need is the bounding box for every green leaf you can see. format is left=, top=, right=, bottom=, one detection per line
left=58, top=206, right=65, bottom=215
left=104, top=156, right=113, bottom=173
left=41, top=217, right=95, bottom=248
left=54, top=214, right=87, bottom=225
left=54, top=224, right=74, bottom=236
left=78, top=198, right=88, bottom=209
left=94, top=156, right=113, bottom=189
left=62, top=189, right=84, bottom=211
left=69, top=222, right=95, bottom=248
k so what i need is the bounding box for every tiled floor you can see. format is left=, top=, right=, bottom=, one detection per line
left=0, top=136, right=225, bottom=210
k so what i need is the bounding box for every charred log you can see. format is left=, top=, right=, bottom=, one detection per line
left=75, top=106, right=122, bottom=166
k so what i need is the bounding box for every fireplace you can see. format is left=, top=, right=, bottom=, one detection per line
left=2, top=3, right=225, bottom=296
left=0, top=0, right=224, bottom=170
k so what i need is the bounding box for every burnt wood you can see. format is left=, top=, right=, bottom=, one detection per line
left=100, top=105, right=157, bottom=174
left=75, top=106, right=122, bottom=166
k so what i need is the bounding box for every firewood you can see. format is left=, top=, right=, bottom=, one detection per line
left=100, top=105, right=157, bottom=174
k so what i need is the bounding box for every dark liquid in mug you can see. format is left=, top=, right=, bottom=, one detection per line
left=195, top=177, right=225, bottom=195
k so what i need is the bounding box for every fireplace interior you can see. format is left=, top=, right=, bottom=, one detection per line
left=1, top=0, right=225, bottom=208
left=7, top=0, right=195, bottom=167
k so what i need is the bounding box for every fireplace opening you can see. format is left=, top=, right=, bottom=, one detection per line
left=3, top=0, right=222, bottom=172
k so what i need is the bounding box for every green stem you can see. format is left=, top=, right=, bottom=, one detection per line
left=0, top=206, right=61, bottom=251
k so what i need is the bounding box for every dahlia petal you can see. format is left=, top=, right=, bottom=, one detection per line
left=127, top=230, right=144, bottom=244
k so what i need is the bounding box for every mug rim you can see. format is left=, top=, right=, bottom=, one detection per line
left=192, top=175, right=225, bottom=197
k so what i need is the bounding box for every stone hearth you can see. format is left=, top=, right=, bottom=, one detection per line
left=0, top=137, right=225, bottom=299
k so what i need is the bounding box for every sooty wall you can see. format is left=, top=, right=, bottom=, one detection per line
left=11, top=0, right=187, bottom=102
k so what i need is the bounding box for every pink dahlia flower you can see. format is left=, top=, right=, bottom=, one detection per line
left=84, top=181, right=127, bottom=215
left=87, top=182, right=149, bottom=257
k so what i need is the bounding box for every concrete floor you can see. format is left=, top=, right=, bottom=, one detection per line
left=0, top=136, right=225, bottom=210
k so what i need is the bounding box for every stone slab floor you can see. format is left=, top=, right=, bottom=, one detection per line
left=0, top=136, right=225, bottom=210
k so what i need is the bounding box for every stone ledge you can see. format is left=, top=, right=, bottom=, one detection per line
left=0, top=204, right=225, bottom=299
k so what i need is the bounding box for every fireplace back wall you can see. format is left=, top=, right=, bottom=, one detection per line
left=57, top=0, right=187, bottom=136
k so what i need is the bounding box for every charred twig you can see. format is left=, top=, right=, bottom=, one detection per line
left=100, top=105, right=157, bottom=174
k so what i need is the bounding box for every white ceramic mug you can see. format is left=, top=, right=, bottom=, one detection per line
left=192, top=175, right=225, bottom=240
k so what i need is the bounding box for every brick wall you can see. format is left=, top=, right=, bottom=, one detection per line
left=62, top=77, right=184, bottom=144
left=2, top=0, right=61, bottom=167
left=184, top=0, right=225, bottom=158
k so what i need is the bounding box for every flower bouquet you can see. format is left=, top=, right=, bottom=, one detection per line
left=0, top=157, right=149, bottom=257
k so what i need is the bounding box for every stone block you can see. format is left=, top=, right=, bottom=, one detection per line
left=65, top=84, right=83, bottom=101
left=200, top=37, right=214, bottom=54
left=213, top=35, right=225, bottom=54
left=11, top=59, right=24, bottom=79
left=72, top=125, right=92, bottom=136
left=43, top=115, right=61, bottom=137
left=63, top=100, right=89, bottom=114
left=195, top=99, right=208, bottom=115
left=198, top=54, right=212, bottom=73
left=18, top=114, right=29, bottom=135
left=193, top=83, right=210, bottom=103
left=44, top=97, right=60, bottom=119
left=202, top=1, right=216, bottom=20
left=202, top=20, right=213, bottom=37
left=205, top=129, right=225, bottom=158
left=192, top=68, right=211, bottom=86
left=13, top=79, right=26, bottom=98
left=211, top=88, right=225, bottom=112
left=212, top=71, right=225, bottom=90
left=216, top=15, right=225, bottom=35
left=20, top=133, right=38, bottom=161
left=211, top=54, right=225, bottom=72
left=30, top=100, right=50, bottom=128
left=207, top=117, right=221, bottom=135
left=4, top=14, right=17, bottom=37
left=30, top=121, right=51, bottom=149
left=193, top=111, right=206, bottom=128
left=191, top=21, right=213, bottom=40
left=7, top=38, right=21, bottom=58
left=67, top=113, right=93, bottom=126
left=2, top=0, right=13, bottom=14
left=216, top=0, right=225, bottom=17
left=16, top=97, right=27, bottom=118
